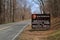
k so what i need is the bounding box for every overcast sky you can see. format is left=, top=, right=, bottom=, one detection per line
left=17, top=0, right=41, bottom=14
left=27, top=0, right=40, bottom=13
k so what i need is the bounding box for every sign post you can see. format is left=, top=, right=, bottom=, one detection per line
left=32, top=14, right=50, bottom=30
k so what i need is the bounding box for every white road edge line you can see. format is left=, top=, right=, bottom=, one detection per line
left=12, top=23, right=30, bottom=40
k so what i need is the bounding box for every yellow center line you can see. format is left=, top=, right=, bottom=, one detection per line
left=0, top=20, right=30, bottom=31
left=0, top=26, right=11, bottom=30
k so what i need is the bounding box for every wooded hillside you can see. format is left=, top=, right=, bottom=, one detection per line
left=44, top=0, right=60, bottom=18
left=0, top=0, right=31, bottom=24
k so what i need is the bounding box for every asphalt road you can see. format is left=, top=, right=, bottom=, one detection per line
left=0, top=20, right=31, bottom=40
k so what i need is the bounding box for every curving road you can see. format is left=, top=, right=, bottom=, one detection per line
left=0, top=20, right=31, bottom=40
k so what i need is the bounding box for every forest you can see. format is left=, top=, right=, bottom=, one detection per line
left=0, top=0, right=31, bottom=24
left=0, top=0, right=60, bottom=24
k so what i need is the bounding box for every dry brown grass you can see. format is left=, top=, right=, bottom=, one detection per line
left=17, top=17, right=60, bottom=40
left=17, top=25, right=58, bottom=40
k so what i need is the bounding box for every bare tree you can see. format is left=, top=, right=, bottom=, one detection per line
left=0, top=0, right=31, bottom=24
left=45, top=0, right=60, bottom=18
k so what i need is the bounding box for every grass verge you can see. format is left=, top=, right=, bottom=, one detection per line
left=47, top=30, right=60, bottom=40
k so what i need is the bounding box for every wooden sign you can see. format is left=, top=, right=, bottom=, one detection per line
left=32, top=14, right=50, bottom=30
